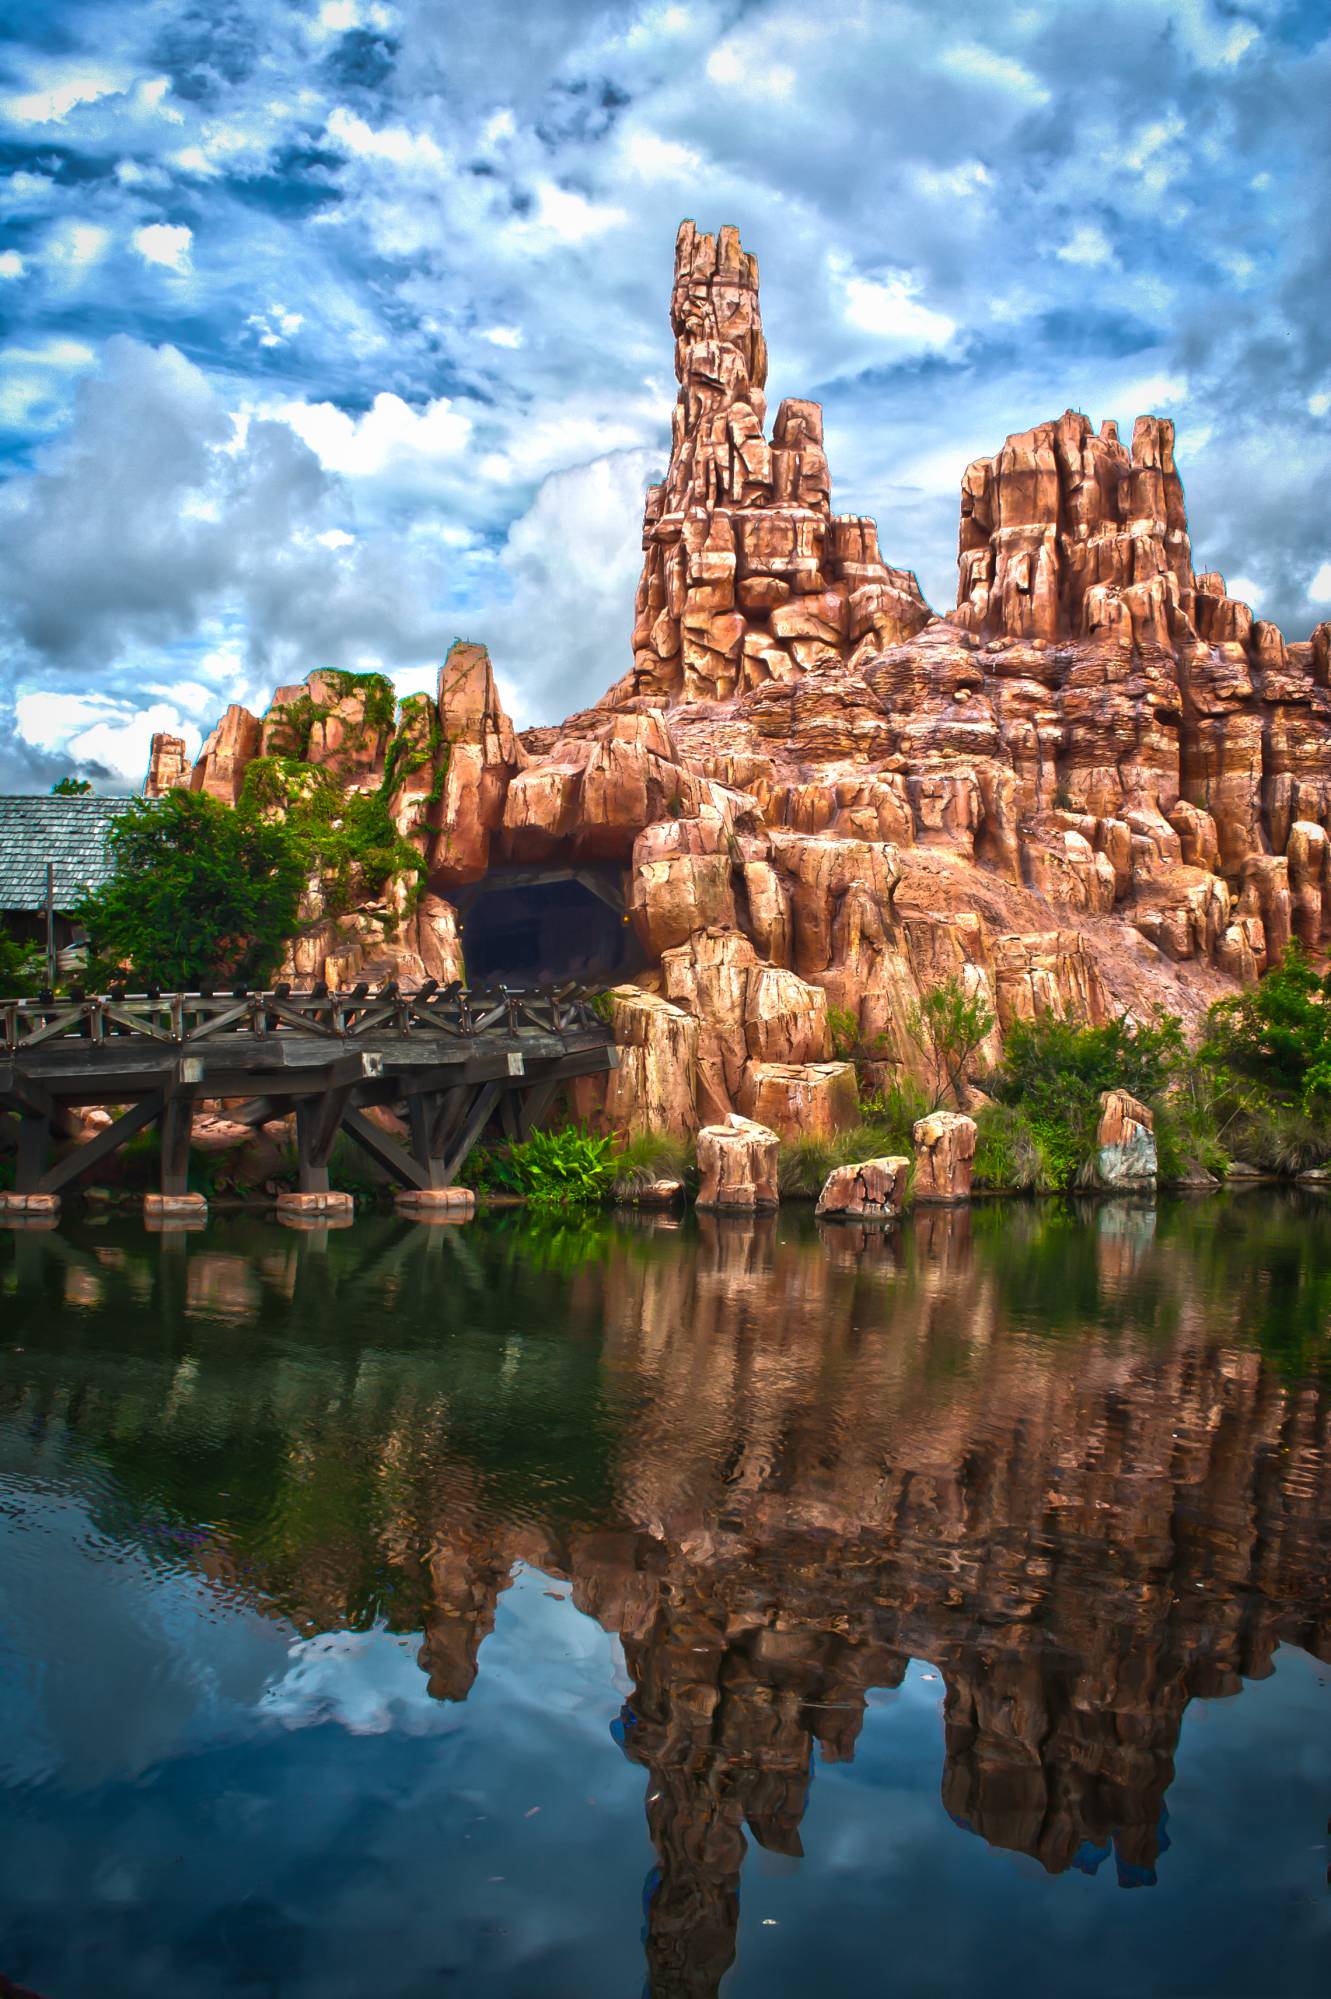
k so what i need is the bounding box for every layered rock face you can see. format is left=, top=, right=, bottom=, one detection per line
left=622, top=222, right=929, bottom=707
left=143, top=218, right=1331, bottom=1138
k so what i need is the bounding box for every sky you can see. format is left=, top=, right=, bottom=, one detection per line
left=1, top=0, right=1329, bottom=793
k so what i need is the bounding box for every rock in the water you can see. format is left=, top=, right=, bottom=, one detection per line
left=1094, top=1090, right=1158, bottom=1191
left=912, top=1112, right=978, bottom=1203
left=622, top=1177, right=685, bottom=1207
left=815, top=1156, right=911, bottom=1220
left=695, top=1113, right=779, bottom=1211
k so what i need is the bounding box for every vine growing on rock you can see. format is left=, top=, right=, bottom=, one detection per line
left=238, top=749, right=427, bottom=923
left=262, top=668, right=398, bottom=762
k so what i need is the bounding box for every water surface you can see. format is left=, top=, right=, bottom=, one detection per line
left=2, top=1196, right=1329, bottom=1997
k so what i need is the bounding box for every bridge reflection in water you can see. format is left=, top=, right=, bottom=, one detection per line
left=3, top=1196, right=1330, bottom=1996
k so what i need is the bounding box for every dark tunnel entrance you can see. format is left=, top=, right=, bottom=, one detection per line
left=456, top=867, right=646, bottom=988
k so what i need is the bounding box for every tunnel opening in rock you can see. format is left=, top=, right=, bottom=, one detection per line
left=458, top=868, right=645, bottom=988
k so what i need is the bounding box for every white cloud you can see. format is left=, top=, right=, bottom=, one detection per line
left=246, top=305, right=305, bottom=348
left=506, top=181, right=628, bottom=248
left=1227, top=575, right=1263, bottom=608
left=3, top=71, right=127, bottom=124
left=705, top=42, right=794, bottom=96
left=15, top=690, right=202, bottom=787
left=835, top=260, right=957, bottom=350
left=318, top=527, right=356, bottom=548
left=1057, top=223, right=1112, bottom=267
left=476, top=402, right=651, bottom=486
left=132, top=223, right=193, bottom=272
left=1, top=339, right=96, bottom=370
left=1311, top=390, right=1331, bottom=419
left=1117, top=372, right=1189, bottom=410
left=1308, top=562, right=1331, bottom=605
left=1172, top=0, right=1260, bottom=70
left=483, top=447, right=658, bottom=722
left=310, top=0, right=395, bottom=37
left=326, top=106, right=448, bottom=172
left=480, top=325, right=524, bottom=349
left=6, top=171, right=57, bottom=206
left=169, top=146, right=215, bottom=177
left=480, top=108, right=516, bottom=147
left=914, top=161, right=992, bottom=199
left=939, top=44, right=1050, bottom=102
left=0, top=252, right=26, bottom=280
left=45, top=222, right=111, bottom=273
left=621, top=130, right=704, bottom=181
left=273, top=390, right=473, bottom=479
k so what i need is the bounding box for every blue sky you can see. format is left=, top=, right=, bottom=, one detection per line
left=1, top=0, right=1328, bottom=790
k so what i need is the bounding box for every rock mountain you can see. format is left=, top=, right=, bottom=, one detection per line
left=145, top=220, right=1331, bottom=1140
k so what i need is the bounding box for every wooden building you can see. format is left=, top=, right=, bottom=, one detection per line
left=0, top=795, right=139, bottom=961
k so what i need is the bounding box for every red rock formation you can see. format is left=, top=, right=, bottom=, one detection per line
left=144, top=219, right=1331, bottom=1142
left=191, top=703, right=263, bottom=805
left=912, top=1110, right=978, bottom=1201
left=143, top=732, right=191, bottom=796
left=814, top=1154, right=910, bottom=1219
left=695, top=1112, right=779, bottom=1209
left=626, top=221, right=929, bottom=704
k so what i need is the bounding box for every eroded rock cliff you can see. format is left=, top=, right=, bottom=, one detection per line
left=145, top=219, right=1331, bottom=1139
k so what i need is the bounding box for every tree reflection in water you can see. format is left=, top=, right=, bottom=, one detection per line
left=3, top=1194, right=1330, bottom=1997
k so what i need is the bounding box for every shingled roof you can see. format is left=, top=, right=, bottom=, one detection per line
left=0, top=795, right=147, bottom=914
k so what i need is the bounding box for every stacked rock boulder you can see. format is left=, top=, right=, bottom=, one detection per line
left=144, top=218, right=1331, bottom=1143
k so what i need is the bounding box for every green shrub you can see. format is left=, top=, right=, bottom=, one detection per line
left=972, top=1103, right=1049, bottom=1191
left=1222, top=1100, right=1331, bottom=1177
left=327, top=1132, right=385, bottom=1198
left=777, top=1133, right=839, bottom=1197
left=238, top=756, right=425, bottom=920
left=777, top=1113, right=920, bottom=1200
left=476, top=1125, right=617, bottom=1206
left=983, top=1010, right=1187, bottom=1191
left=859, top=1075, right=930, bottom=1153
left=611, top=1128, right=693, bottom=1198
left=1152, top=1068, right=1235, bottom=1183
left=827, top=1004, right=861, bottom=1061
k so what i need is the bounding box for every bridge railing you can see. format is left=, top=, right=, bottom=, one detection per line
left=0, top=982, right=607, bottom=1051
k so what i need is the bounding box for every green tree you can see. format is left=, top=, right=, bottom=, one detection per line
left=0, top=924, right=44, bottom=996
left=910, top=974, right=997, bottom=1108
left=51, top=776, right=92, bottom=796
left=1204, top=944, right=1331, bottom=1106
left=77, top=790, right=304, bottom=988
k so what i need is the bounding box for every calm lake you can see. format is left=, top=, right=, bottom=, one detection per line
left=1, top=1195, right=1329, bottom=1998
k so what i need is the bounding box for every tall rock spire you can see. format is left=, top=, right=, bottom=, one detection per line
left=629, top=220, right=930, bottom=706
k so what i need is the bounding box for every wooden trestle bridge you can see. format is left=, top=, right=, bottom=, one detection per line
left=0, top=982, right=617, bottom=1203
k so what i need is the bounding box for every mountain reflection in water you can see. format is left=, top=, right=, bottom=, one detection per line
left=2, top=1196, right=1329, bottom=1999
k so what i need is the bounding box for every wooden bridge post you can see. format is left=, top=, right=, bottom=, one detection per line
left=294, top=1098, right=334, bottom=1194
left=158, top=1092, right=193, bottom=1197
left=15, top=1112, right=49, bottom=1195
